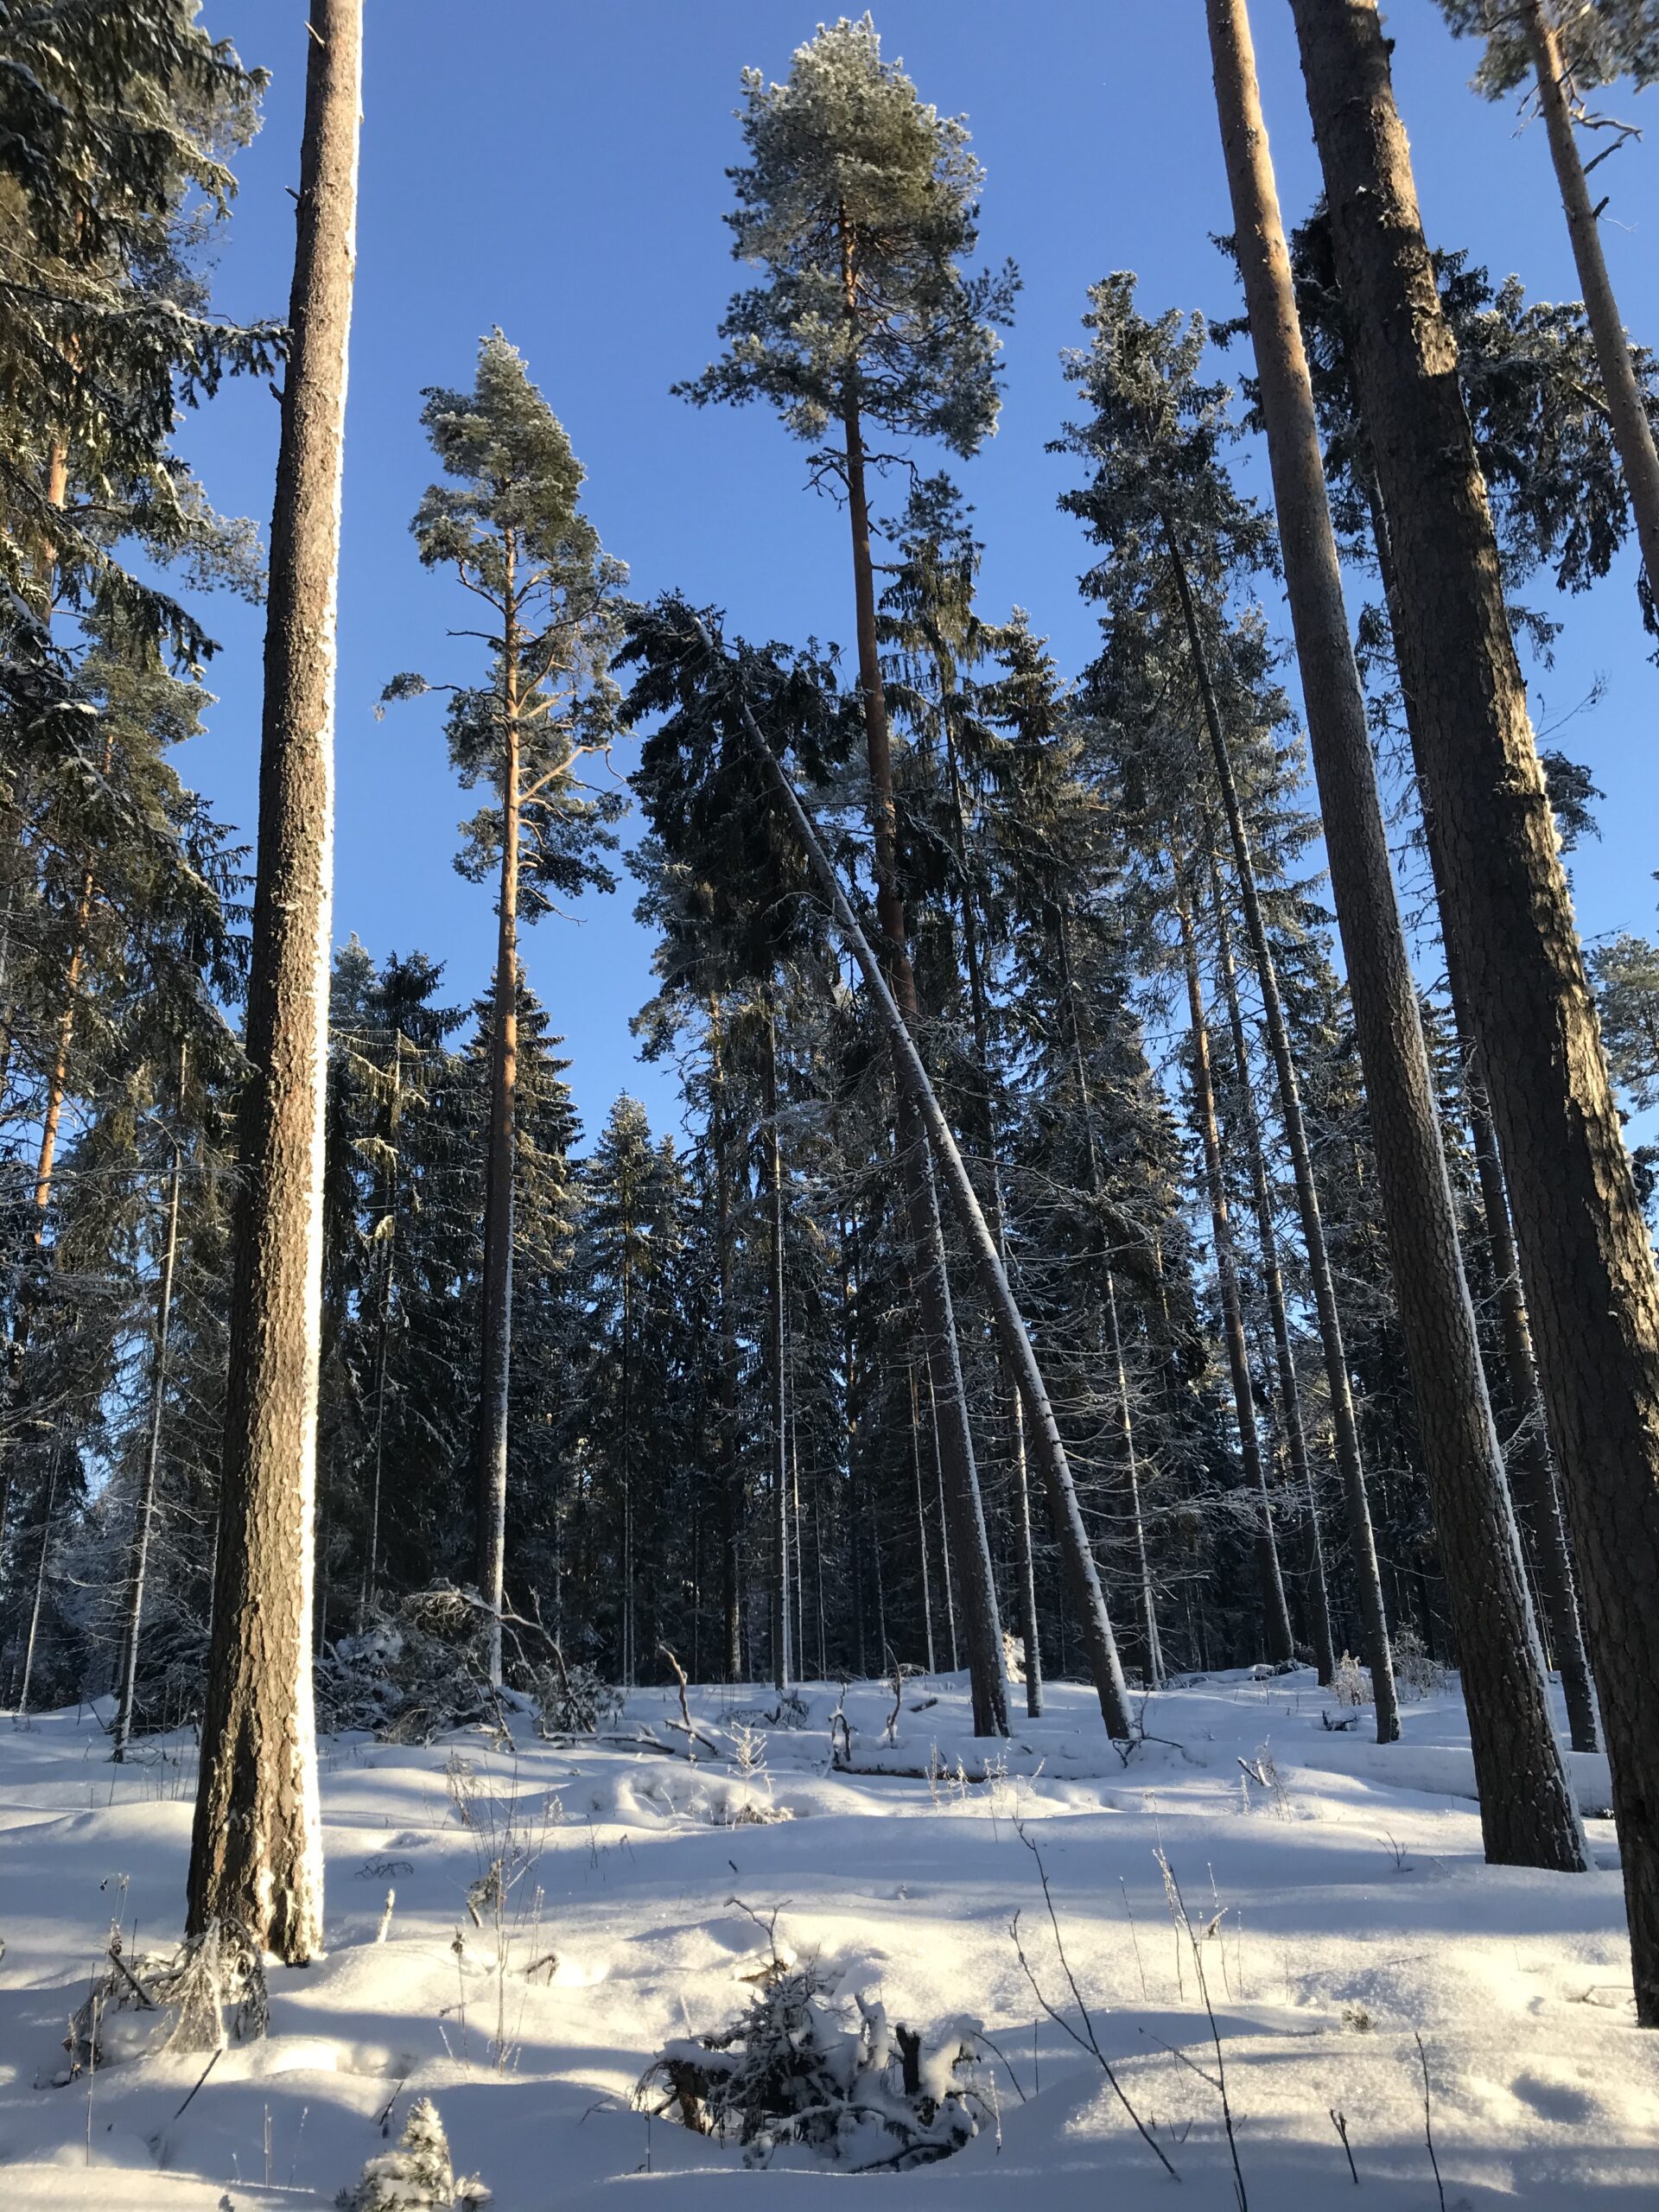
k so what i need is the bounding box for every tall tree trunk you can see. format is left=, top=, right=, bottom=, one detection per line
left=1164, top=518, right=1400, bottom=1741
left=941, top=706, right=1045, bottom=1714
left=188, top=0, right=360, bottom=1962
left=1213, top=0, right=1588, bottom=1867
left=16, top=1421, right=62, bottom=1715
left=1205, top=848, right=1338, bottom=1684
left=1358, top=475, right=1601, bottom=1759
left=1293, top=0, right=1655, bottom=1963
left=474, top=543, right=522, bottom=1689
left=709, top=1002, right=743, bottom=1679
left=732, top=668, right=1134, bottom=1738
left=114, top=1043, right=188, bottom=1760
left=360, top=1042, right=398, bottom=1634
left=1520, top=0, right=1659, bottom=620
left=909, top=1363, right=938, bottom=1673
left=762, top=994, right=791, bottom=1692
left=1173, top=878, right=1295, bottom=1666
left=841, top=394, right=1007, bottom=1737
left=1463, top=1052, right=1600, bottom=1752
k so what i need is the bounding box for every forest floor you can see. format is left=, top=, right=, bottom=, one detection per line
left=0, top=1665, right=1655, bottom=2209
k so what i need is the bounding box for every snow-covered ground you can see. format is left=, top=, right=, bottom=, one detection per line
left=1, top=1667, right=1655, bottom=2209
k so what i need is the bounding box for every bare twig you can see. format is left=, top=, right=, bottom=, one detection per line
left=1414, top=2032, right=1446, bottom=2212
left=1330, top=2106, right=1358, bottom=2185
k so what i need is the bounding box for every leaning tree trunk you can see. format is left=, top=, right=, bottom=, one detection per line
left=1173, top=878, right=1295, bottom=1666
left=762, top=993, right=791, bottom=1693
left=1205, top=849, right=1338, bottom=1685
left=114, top=1043, right=188, bottom=1760
left=1293, top=0, right=1657, bottom=1894
left=1521, top=0, right=1659, bottom=623
left=727, top=662, right=1135, bottom=1739
left=1165, top=519, right=1400, bottom=1742
left=841, top=397, right=1007, bottom=1738
left=1214, top=0, right=1587, bottom=1870
left=188, top=0, right=361, bottom=1963
left=473, top=547, right=523, bottom=1691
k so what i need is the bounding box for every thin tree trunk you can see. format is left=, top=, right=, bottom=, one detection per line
left=1520, top=0, right=1659, bottom=620
left=1464, top=1055, right=1599, bottom=1752
left=1205, top=848, right=1337, bottom=1683
left=114, top=1043, right=188, bottom=1760
left=1165, top=518, right=1400, bottom=1741
left=360, top=1042, right=398, bottom=1633
left=909, top=1364, right=937, bottom=1674
left=709, top=1002, right=743, bottom=1679
left=188, top=0, right=359, bottom=1964
left=16, top=1421, right=63, bottom=1716
left=1294, top=0, right=1651, bottom=1942
left=941, top=704, right=1045, bottom=1714
left=729, top=663, right=1135, bottom=1738
left=1173, top=878, right=1295, bottom=1666
left=763, top=995, right=791, bottom=1692
left=474, top=540, right=522, bottom=1689
left=841, top=391, right=1007, bottom=1737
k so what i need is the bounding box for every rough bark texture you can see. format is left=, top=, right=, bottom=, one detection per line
left=1211, top=0, right=1585, bottom=1861
left=188, top=0, right=360, bottom=1964
left=1174, top=882, right=1294, bottom=1666
left=731, top=674, right=1135, bottom=1740
left=1293, top=0, right=1656, bottom=1905
left=1522, top=0, right=1659, bottom=620
left=842, top=403, right=1007, bottom=1738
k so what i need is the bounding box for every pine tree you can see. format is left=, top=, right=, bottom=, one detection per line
left=188, top=0, right=361, bottom=1966
left=677, top=19, right=1017, bottom=1736
left=387, top=332, right=625, bottom=1684
left=1206, top=0, right=1588, bottom=1864
left=1436, top=0, right=1659, bottom=630
left=1292, top=0, right=1659, bottom=2015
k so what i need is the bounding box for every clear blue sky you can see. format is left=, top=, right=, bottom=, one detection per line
left=174, top=2, right=1659, bottom=1152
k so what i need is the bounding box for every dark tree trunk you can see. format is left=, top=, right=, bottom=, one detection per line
left=188, top=0, right=360, bottom=1962
left=710, top=1002, right=743, bottom=1680
left=1294, top=0, right=1652, bottom=1907
left=762, top=994, right=791, bottom=1692
left=842, top=398, right=1007, bottom=1738
left=1216, top=0, right=1588, bottom=1869
left=114, top=1043, right=188, bottom=1760
left=1174, top=880, right=1294, bottom=1666
left=1205, top=850, right=1337, bottom=1684
left=1165, top=515, right=1399, bottom=1739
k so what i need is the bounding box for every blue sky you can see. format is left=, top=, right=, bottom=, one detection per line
left=174, top=2, right=1658, bottom=1151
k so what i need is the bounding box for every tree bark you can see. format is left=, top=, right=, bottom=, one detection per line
left=841, top=397, right=1007, bottom=1737
left=188, top=0, right=360, bottom=1962
left=1173, top=878, right=1294, bottom=1666
left=1205, top=847, right=1338, bottom=1684
left=1520, top=0, right=1659, bottom=622
left=1216, top=0, right=1588, bottom=1866
left=1293, top=0, right=1657, bottom=1891
left=709, top=1001, right=743, bottom=1679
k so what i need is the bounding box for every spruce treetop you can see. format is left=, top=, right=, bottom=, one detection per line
left=676, top=13, right=1017, bottom=460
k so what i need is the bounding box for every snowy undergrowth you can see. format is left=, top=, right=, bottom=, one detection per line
left=0, top=1667, right=1654, bottom=2209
